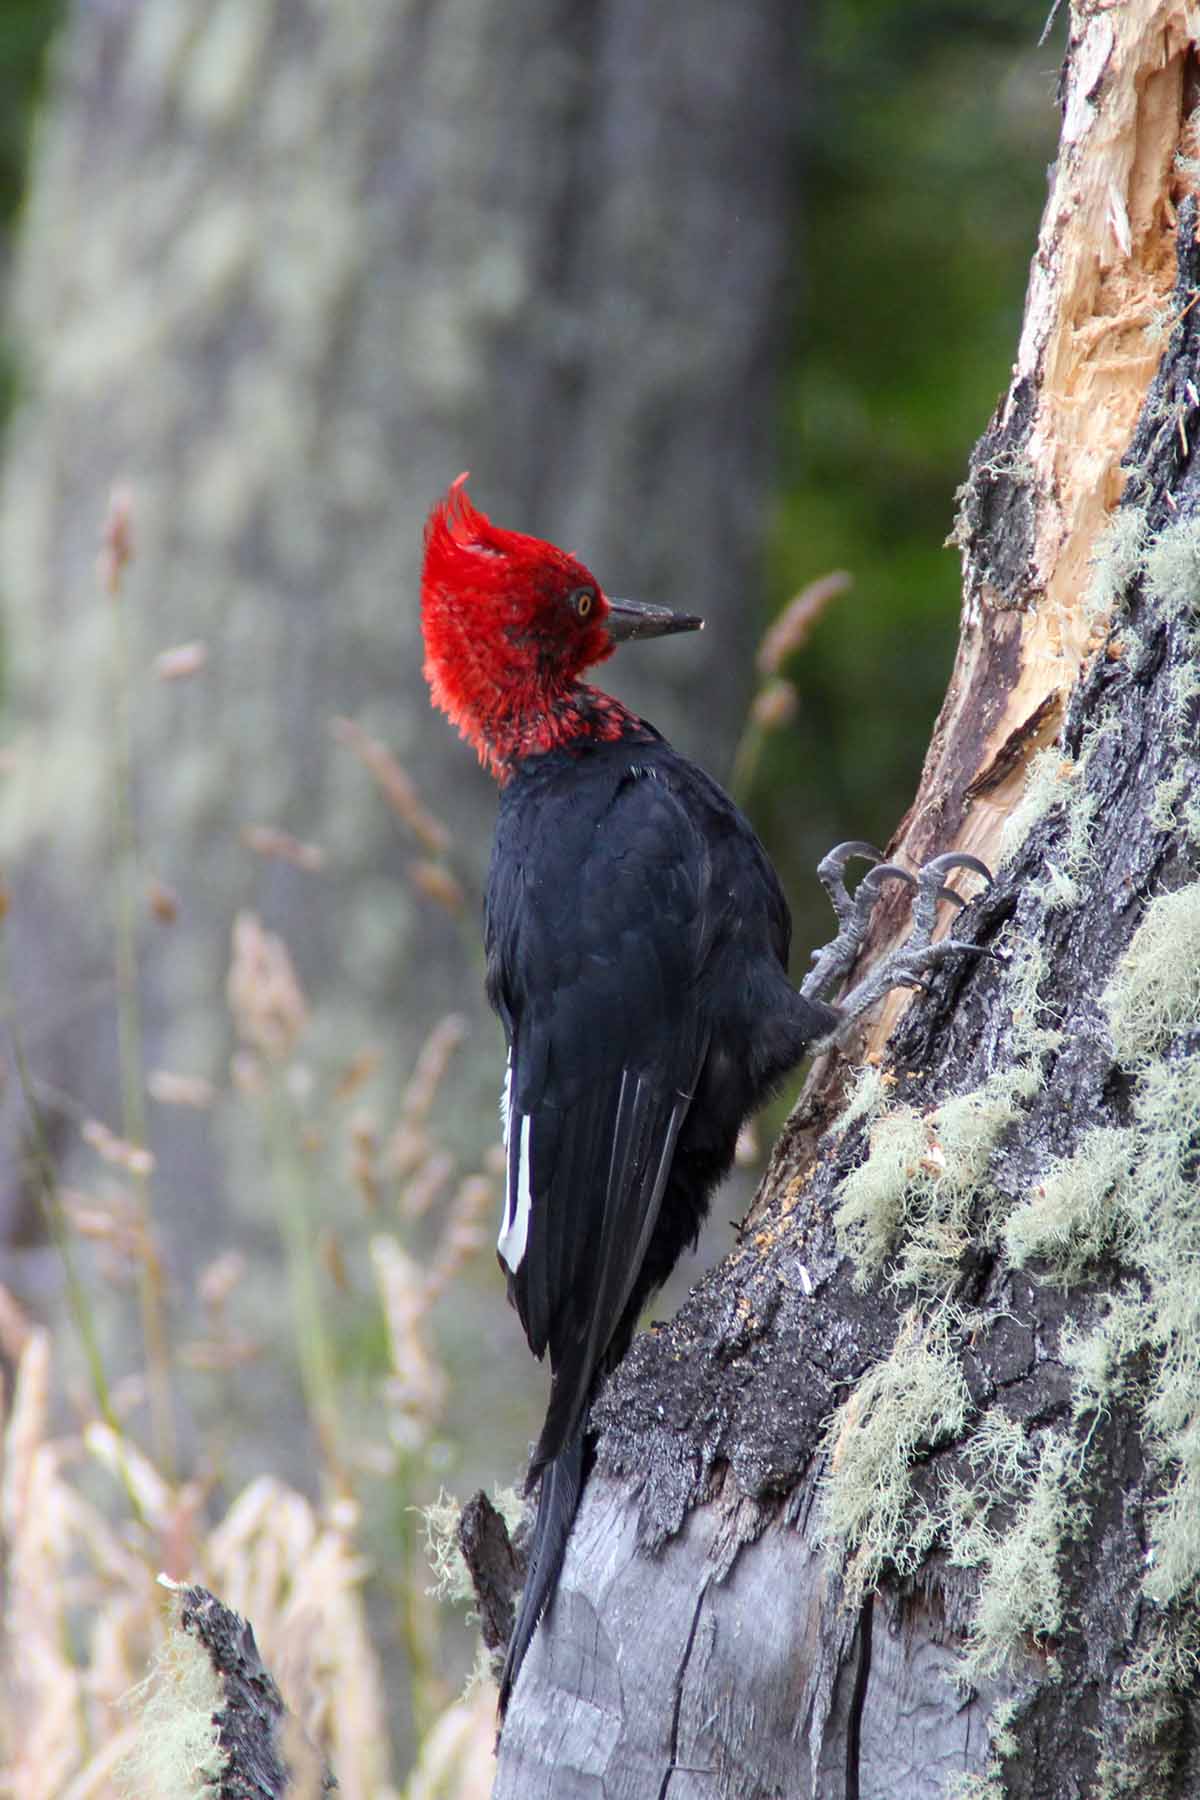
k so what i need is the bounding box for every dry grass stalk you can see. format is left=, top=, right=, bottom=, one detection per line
left=756, top=568, right=852, bottom=674
left=330, top=716, right=451, bottom=856
left=372, top=1236, right=448, bottom=1454
left=384, top=1015, right=468, bottom=1172
left=97, top=486, right=134, bottom=599
left=407, top=859, right=466, bottom=916
left=226, top=911, right=310, bottom=1063
left=240, top=825, right=327, bottom=871
left=399, top=1150, right=454, bottom=1224
left=349, top=1110, right=382, bottom=1212
left=401, top=1681, right=496, bottom=1800
left=144, top=878, right=179, bottom=924
left=151, top=642, right=209, bottom=682
left=424, top=1177, right=493, bottom=1304
left=334, top=1047, right=382, bottom=1099
left=81, top=1119, right=155, bottom=1178
left=146, top=1070, right=215, bottom=1110
left=0, top=1322, right=400, bottom=1799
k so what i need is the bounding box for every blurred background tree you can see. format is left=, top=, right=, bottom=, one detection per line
left=0, top=0, right=1056, bottom=1786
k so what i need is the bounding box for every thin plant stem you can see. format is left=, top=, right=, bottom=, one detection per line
left=107, top=523, right=176, bottom=1477
left=0, top=922, right=149, bottom=1532
left=728, top=715, right=767, bottom=806
left=263, top=1079, right=345, bottom=1488
left=395, top=1464, right=446, bottom=1735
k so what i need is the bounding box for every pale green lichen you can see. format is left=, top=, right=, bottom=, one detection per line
left=945, top=1776, right=1007, bottom=1800
left=834, top=1064, right=1039, bottom=1294
left=998, top=710, right=1116, bottom=898
left=1006, top=896, right=1200, bottom=1782
left=115, top=1593, right=226, bottom=1799
left=1102, top=882, right=1200, bottom=1063
left=1004, top=1125, right=1138, bottom=1282
left=1095, top=1616, right=1200, bottom=1798
left=837, top=1059, right=893, bottom=1136
left=1141, top=516, right=1200, bottom=624
left=833, top=1105, right=927, bottom=1286
left=824, top=743, right=1200, bottom=1775
left=1136, top=1051, right=1200, bottom=1606
left=1060, top=1289, right=1150, bottom=1421
left=895, top=1069, right=1040, bottom=1293
left=998, top=747, right=1073, bottom=866
left=1085, top=504, right=1149, bottom=622
left=1148, top=764, right=1191, bottom=834
left=940, top=1410, right=1033, bottom=1570
left=960, top=1432, right=1088, bottom=1681
left=1005, top=935, right=1066, bottom=1065
left=819, top=1307, right=971, bottom=1606
left=422, top=1486, right=524, bottom=1610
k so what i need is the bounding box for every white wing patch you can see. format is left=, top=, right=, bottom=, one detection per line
left=499, top=1050, right=512, bottom=1144
left=498, top=1112, right=532, bottom=1274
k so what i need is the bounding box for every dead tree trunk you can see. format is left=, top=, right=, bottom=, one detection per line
left=493, top=8, right=1200, bottom=1795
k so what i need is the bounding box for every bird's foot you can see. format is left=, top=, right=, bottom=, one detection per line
left=828, top=850, right=992, bottom=1037
left=801, top=844, right=992, bottom=1032
left=801, top=841, right=910, bottom=1003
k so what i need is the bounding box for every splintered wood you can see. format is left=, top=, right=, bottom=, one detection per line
left=860, top=3, right=1200, bottom=1056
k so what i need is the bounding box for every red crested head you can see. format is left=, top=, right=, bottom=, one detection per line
left=420, top=478, right=627, bottom=778
left=422, top=477, right=703, bottom=779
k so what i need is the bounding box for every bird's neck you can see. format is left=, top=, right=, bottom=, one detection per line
left=484, top=683, right=646, bottom=783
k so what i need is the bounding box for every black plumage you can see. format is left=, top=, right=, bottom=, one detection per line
left=419, top=478, right=990, bottom=1720
left=485, top=727, right=836, bottom=1710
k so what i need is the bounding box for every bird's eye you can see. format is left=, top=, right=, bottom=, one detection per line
left=570, top=588, right=595, bottom=619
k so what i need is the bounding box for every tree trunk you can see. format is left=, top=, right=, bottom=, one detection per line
left=0, top=0, right=801, bottom=1413
left=494, top=8, right=1200, bottom=1795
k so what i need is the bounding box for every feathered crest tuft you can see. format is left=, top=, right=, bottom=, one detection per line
left=424, top=473, right=519, bottom=575
left=420, top=477, right=621, bottom=776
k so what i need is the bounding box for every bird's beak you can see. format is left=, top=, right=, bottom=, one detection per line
left=604, top=597, right=705, bottom=643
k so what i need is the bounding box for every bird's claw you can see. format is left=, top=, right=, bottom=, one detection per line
left=803, top=842, right=993, bottom=1026
left=815, top=841, right=885, bottom=927
left=803, top=847, right=915, bottom=996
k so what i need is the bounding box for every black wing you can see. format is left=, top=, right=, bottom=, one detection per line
left=487, top=759, right=714, bottom=1478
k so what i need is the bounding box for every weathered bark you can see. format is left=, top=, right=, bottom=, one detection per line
left=0, top=0, right=801, bottom=1412
left=125, top=1584, right=332, bottom=1799
left=495, top=7, right=1200, bottom=1795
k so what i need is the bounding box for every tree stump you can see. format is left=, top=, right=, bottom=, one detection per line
left=493, top=8, right=1200, bottom=1795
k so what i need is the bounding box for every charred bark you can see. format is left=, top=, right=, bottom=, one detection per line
left=493, top=8, right=1200, bottom=1796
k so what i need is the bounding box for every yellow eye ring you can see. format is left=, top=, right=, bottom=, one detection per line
left=571, top=588, right=595, bottom=619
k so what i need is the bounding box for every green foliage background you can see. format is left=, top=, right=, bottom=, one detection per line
left=766, top=0, right=1056, bottom=940
left=0, top=0, right=61, bottom=414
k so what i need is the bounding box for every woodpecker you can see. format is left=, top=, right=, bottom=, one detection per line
left=420, top=476, right=987, bottom=1715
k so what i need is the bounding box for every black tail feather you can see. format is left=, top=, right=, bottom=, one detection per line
left=498, top=1429, right=587, bottom=1717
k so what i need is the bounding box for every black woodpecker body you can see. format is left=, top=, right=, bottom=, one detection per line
left=420, top=478, right=989, bottom=1716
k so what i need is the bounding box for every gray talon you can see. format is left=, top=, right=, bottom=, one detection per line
left=804, top=841, right=992, bottom=1032
left=818, top=840, right=884, bottom=873
left=803, top=853, right=920, bottom=1001
left=858, top=862, right=916, bottom=897
left=816, top=841, right=885, bottom=927
left=921, top=851, right=992, bottom=884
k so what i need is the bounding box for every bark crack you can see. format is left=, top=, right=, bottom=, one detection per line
left=657, top=1583, right=708, bottom=1799
left=845, top=1595, right=874, bottom=1800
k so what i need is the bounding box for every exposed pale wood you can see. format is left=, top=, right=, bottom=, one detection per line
left=860, top=0, right=1200, bottom=1055
left=494, top=8, right=1200, bottom=1795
